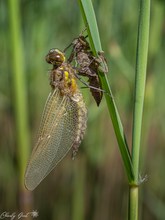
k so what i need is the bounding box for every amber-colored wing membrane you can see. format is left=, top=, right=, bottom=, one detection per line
left=25, top=89, right=84, bottom=190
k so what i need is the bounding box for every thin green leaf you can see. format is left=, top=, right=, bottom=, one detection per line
left=78, top=0, right=135, bottom=183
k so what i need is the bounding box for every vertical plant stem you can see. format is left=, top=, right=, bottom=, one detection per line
left=78, top=0, right=134, bottom=184
left=129, top=0, right=150, bottom=219
left=72, top=157, right=86, bottom=220
left=8, top=0, right=31, bottom=212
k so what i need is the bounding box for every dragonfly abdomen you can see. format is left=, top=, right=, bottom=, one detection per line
left=71, top=92, right=87, bottom=158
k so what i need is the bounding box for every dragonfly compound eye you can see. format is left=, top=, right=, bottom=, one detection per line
left=45, top=49, right=65, bottom=67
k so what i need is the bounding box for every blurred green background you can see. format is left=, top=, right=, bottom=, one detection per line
left=0, top=0, right=165, bottom=219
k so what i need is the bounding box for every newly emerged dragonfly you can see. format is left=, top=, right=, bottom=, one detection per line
left=64, top=31, right=108, bottom=106
left=25, top=49, right=87, bottom=191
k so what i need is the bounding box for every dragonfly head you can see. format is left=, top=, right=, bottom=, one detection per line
left=45, top=49, right=65, bottom=68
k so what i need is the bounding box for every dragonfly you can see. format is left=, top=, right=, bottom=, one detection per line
left=64, top=30, right=108, bottom=106
left=25, top=49, right=87, bottom=191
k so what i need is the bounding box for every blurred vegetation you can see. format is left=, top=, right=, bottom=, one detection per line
left=0, top=0, right=165, bottom=219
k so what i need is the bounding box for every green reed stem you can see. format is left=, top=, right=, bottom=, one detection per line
left=8, top=0, right=30, bottom=189
left=129, top=0, right=150, bottom=219
left=72, top=158, right=86, bottom=220
left=77, top=0, right=134, bottom=183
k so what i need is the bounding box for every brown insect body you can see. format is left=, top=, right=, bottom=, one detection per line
left=75, top=51, right=103, bottom=106
left=67, top=35, right=107, bottom=106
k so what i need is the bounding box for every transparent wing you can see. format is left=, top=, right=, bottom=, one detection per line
left=25, top=89, right=80, bottom=190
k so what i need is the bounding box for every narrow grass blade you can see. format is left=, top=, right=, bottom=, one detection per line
left=129, top=0, right=150, bottom=219
left=8, top=0, right=30, bottom=187
left=77, top=0, right=134, bottom=183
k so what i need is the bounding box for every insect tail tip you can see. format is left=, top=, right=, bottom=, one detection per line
left=72, top=150, right=78, bottom=160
